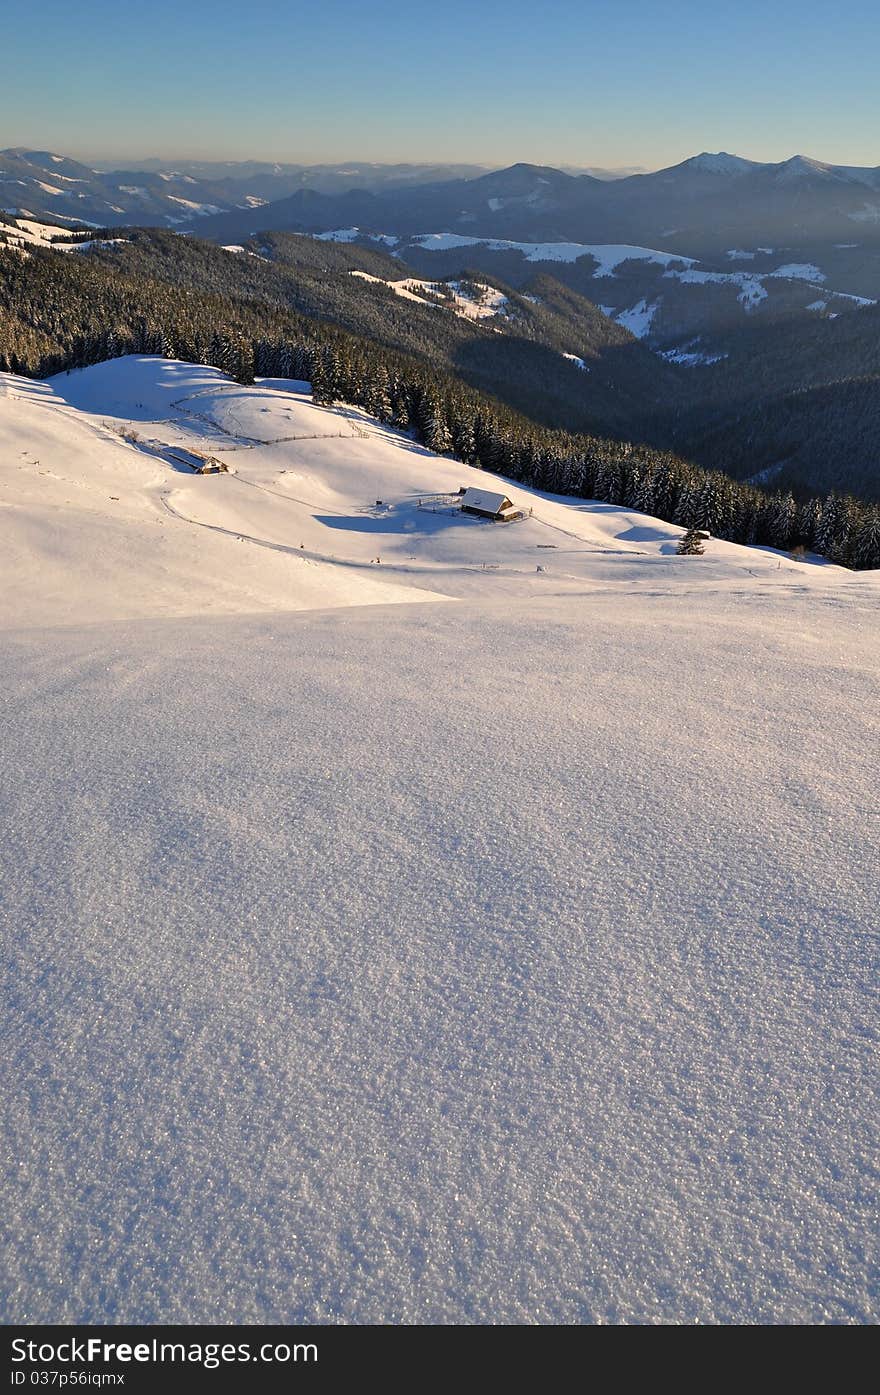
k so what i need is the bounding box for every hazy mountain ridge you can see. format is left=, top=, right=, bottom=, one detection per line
left=186, top=151, right=880, bottom=250
left=0, top=149, right=491, bottom=227
left=7, top=147, right=880, bottom=248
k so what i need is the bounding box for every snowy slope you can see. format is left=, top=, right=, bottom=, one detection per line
left=0, top=214, right=129, bottom=255
left=0, top=363, right=451, bottom=625
left=327, top=229, right=697, bottom=276
left=0, top=356, right=855, bottom=629
left=1, top=357, right=878, bottom=1325
left=0, top=217, right=103, bottom=250
left=349, top=269, right=510, bottom=321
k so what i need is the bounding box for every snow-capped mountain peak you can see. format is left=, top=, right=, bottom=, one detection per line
left=773, top=154, right=838, bottom=183
left=769, top=154, right=880, bottom=188
left=683, top=151, right=759, bottom=175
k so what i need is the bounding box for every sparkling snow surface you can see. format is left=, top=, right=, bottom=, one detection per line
left=1, top=359, right=878, bottom=1325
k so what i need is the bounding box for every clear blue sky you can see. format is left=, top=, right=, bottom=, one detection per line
left=2, top=0, right=879, bottom=169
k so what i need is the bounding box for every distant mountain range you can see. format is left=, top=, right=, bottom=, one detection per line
left=181, top=151, right=880, bottom=251
left=87, top=157, right=491, bottom=197
left=4, top=147, right=880, bottom=249
left=0, top=148, right=244, bottom=227
left=0, top=150, right=491, bottom=227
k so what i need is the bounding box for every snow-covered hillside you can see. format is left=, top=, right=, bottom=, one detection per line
left=0, top=356, right=856, bottom=628
left=349, top=269, right=510, bottom=322
left=309, top=226, right=879, bottom=360
left=1, top=358, right=878, bottom=1324
left=318, top=227, right=695, bottom=276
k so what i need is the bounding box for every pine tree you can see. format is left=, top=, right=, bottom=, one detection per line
left=695, top=473, right=727, bottom=535
left=473, top=414, right=501, bottom=470
left=795, top=497, right=822, bottom=551
left=233, top=337, right=255, bottom=385
left=450, top=408, right=476, bottom=463
left=366, top=366, right=393, bottom=422
left=310, top=347, right=337, bottom=406
left=419, top=395, right=452, bottom=454
left=815, top=493, right=844, bottom=557
left=768, top=491, right=797, bottom=551
left=677, top=527, right=707, bottom=555
left=594, top=458, right=622, bottom=504
left=634, top=464, right=657, bottom=516
left=674, top=480, right=700, bottom=528
left=852, top=509, right=880, bottom=569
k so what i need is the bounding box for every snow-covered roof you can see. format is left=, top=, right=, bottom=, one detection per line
left=460, top=487, right=513, bottom=515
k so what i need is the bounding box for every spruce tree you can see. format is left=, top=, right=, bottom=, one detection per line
left=852, top=510, right=880, bottom=569
left=677, top=528, right=707, bottom=556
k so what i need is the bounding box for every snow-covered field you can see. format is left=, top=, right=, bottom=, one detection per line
left=663, top=261, right=876, bottom=316
left=317, top=228, right=699, bottom=276
left=1, top=358, right=878, bottom=1324
left=406, top=235, right=697, bottom=277
left=0, top=216, right=122, bottom=253
left=349, top=269, right=510, bottom=322
left=613, top=298, right=660, bottom=338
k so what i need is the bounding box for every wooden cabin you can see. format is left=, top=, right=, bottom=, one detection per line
left=460, top=487, right=519, bottom=521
